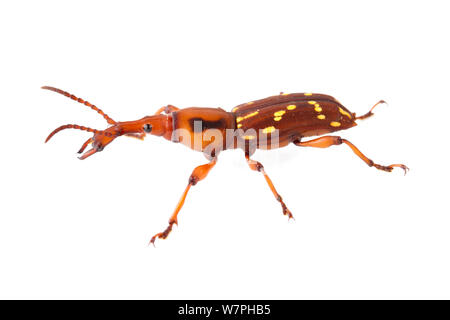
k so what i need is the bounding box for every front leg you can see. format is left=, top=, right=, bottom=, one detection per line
left=124, top=132, right=146, bottom=140
left=150, top=157, right=218, bottom=245
left=245, top=152, right=293, bottom=219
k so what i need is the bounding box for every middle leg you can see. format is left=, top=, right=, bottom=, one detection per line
left=245, top=152, right=293, bottom=219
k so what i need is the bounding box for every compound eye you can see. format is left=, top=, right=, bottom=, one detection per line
left=143, top=124, right=152, bottom=133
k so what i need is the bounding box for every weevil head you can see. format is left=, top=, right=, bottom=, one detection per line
left=46, top=114, right=171, bottom=160
left=42, top=86, right=172, bottom=159
left=82, top=115, right=171, bottom=159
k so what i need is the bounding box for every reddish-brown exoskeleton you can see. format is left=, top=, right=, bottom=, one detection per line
left=43, top=86, right=408, bottom=245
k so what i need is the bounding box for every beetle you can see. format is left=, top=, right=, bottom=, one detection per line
left=43, top=86, right=408, bottom=245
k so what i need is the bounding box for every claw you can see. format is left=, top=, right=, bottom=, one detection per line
left=390, top=164, right=409, bottom=175
left=285, top=210, right=294, bottom=220
left=286, top=210, right=295, bottom=221
left=280, top=202, right=294, bottom=220
left=148, top=221, right=176, bottom=247
left=373, top=163, right=409, bottom=175
left=149, top=234, right=161, bottom=247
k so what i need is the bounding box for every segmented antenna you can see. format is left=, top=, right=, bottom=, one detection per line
left=45, top=124, right=115, bottom=143
left=41, top=86, right=116, bottom=125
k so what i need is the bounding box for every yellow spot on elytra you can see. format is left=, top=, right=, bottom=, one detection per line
left=232, top=107, right=239, bottom=112
left=281, top=92, right=289, bottom=95
left=308, top=101, right=316, bottom=105
left=236, top=111, right=259, bottom=123
left=274, top=110, right=286, bottom=117
left=274, top=116, right=282, bottom=121
left=262, top=126, right=276, bottom=134
left=286, top=104, right=296, bottom=110
left=304, top=93, right=313, bottom=96
left=330, top=121, right=341, bottom=127
left=243, top=135, right=256, bottom=140
left=317, top=114, right=326, bottom=120
left=247, top=101, right=254, bottom=105
left=339, top=107, right=352, bottom=119
left=237, top=123, right=242, bottom=128
left=314, top=106, right=322, bottom=112
left=245, top=111, right=258, bottom=119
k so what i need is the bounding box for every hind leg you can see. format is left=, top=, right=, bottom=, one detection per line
left=294, top=136, right=409, bottom=174
left=355, top=100, right=387, bottom=120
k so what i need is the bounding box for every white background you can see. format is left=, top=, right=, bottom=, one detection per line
left=0, top=0, right=449, bottom=299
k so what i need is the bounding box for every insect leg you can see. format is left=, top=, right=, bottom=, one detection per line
left=294, top=136, right=409, bottom=174
left=149, top=157, right=218, bottom=246
left=355, top=100, right=387, bottom=120
left=154, top=104, right=179, bottom=115
left=124, top=132, right=146, bottom=140
left=245, top=152, right=293, bottom=219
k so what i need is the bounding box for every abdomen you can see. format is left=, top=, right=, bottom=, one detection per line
left=232, top=93, right=357, bottom=149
